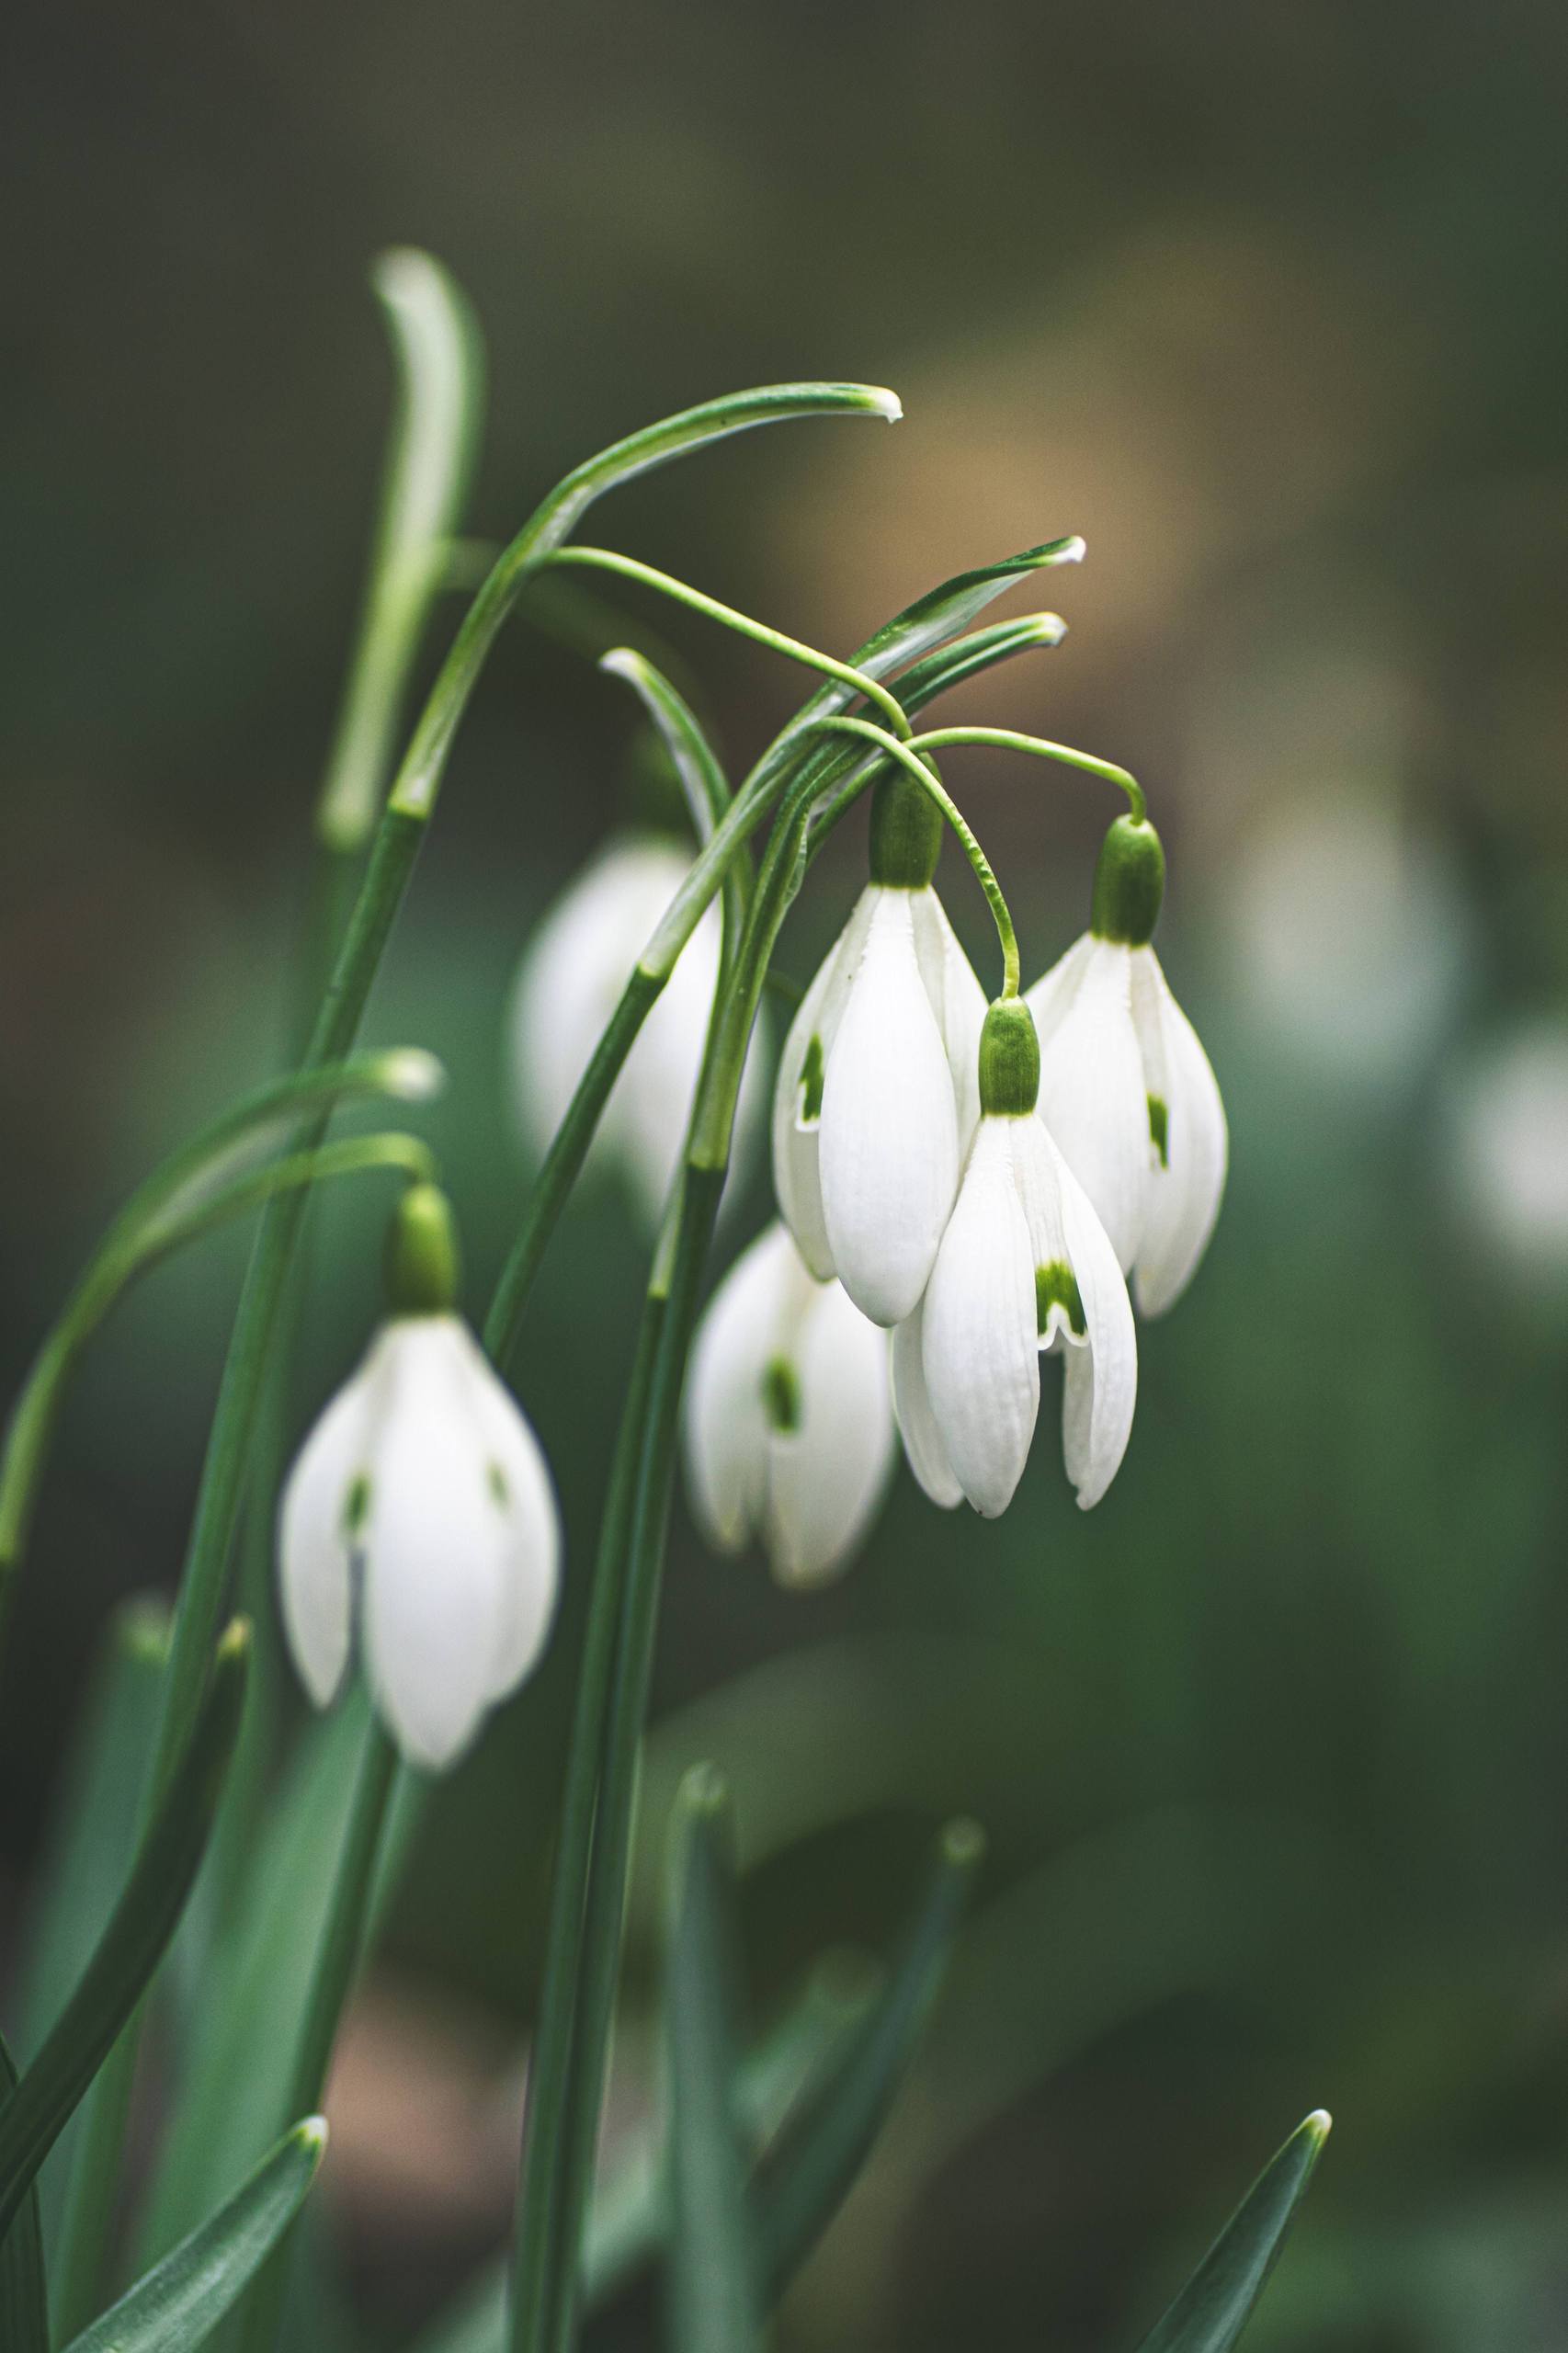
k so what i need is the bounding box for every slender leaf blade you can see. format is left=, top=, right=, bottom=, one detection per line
left=0, top=2034, right=48, bottom=2353
left=1135, top=2110, right=1332, bottom=2353
left=59, top=2119, right=325, bottom=2353
left=0, top=1620, right=249, bottom=2241
left=753, top=1818, right=984, bottom=2296
left=665, top=1767, right=764, bottom=2353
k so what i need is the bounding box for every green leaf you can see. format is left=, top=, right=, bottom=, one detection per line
left=0, top=2035, right=49, bottom=2353
left=752, top=1817, right=983, bottom=2296
left=599, top=650, right=731, bottom=844
left=859, top=535, right=1084, bottom=681
left=665, top=1767, right=764, bottom=2353
left=137, top=1691, right=420, bottom=2268
left=1134, top=2110, right=1332, bottom=2353
left=14, top=1596, right=169, bottom=2256
left=59, top=2119, right=325, bottom=2353
left=0, top=1620, right=250, bottom=2243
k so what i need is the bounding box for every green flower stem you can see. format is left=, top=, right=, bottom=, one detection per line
left=907, top=724, right=1146, bottom=824
left=506, top=1294, right=666, bottom=2353
left=803, top=715, right=1022, bottom=997
left=542, top=548, right=914, bottom=745
left=230, top=1721, right=400, bottom=2353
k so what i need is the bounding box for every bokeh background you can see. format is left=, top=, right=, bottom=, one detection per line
left=6, top=3, right=1568, bottom=2346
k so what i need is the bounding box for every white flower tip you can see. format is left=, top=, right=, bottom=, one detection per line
left=1030, top=612, right=1070, bottom=646
left=1305, top=2109, right=1333, bottom=2141
left=296, top=2116, right=330, bottom=2160
left=381, top=1048, right=446, bottom=1103
left=597, top=646, right=642, bottom=683
left=1051, top=534, right=1087, bottom=566
left=867, top=386, right=903, bottom=422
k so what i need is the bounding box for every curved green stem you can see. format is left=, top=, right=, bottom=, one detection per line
left=806, top=715, right=1022, bottom=1000
left=597, top=649, right=749, bottom=961
left=907, top=724, right=1146, bottom=824
left=544, top=547, right=913, bottom=744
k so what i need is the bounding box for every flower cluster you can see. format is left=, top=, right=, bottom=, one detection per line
left=686, top=779, right=1226, bottom=1573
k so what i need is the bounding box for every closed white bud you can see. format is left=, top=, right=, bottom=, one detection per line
left=684, top=1221, right=895, bottom=1587
left=509, top=834, right=765, bottom=1226
left=278, top=1314, right=561, bottom=1769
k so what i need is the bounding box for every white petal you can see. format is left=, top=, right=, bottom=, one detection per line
left=1028, top=938, right=1150, bottom=1272
left=921, top=1120, right=1040, bottom=1517
left=1130, top=950, right=1229, bottom=1317
left=771, top=892, right=877, bottom=1279
left=891, top=1301, right=962, bottom=1509
left=682, top=1223, right=801, bottom=1554
left=909, top=887, right=988, bottom=1151
left=820, top=891, right=961, bottom=1326
left=446, top=1324, right=562, bottom=1699
left=278, top=1352, right=378, bottom=1709
left=359, top=1319, right=515, bottom=1769
left=1049, top=1136, right=1138, bottom=1509
left=615, top=886, right=722, bottom=1222
left=1024, top=929, right=1096, bottom=1047
left=764, top=1277, right=895, bottom=1586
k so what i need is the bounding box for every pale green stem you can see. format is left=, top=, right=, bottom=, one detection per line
left=907, top=723, right=1147, bottom=824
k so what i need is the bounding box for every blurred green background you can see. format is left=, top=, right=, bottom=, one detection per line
left=5, top=2, right=1568, bottom=2346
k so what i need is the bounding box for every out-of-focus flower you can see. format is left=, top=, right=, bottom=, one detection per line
left=1444, top=1020, right=1568, bottom=1280
left=509, top=833, right=763, bottom=1225
left=893, top=1000, right=1136, bottom=1518
left=1222, top=789, right=1471, bottom=1091
left=1027, top=817, right=1227, bottom=1315
left=684, top=1220, right=894, bottom=1587
left=278, top=1187, right=560, bottom=1769
left=773, top=775, right=985, bottom=1327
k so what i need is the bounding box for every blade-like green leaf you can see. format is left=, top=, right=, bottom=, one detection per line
left=0, top=1620, right=250, bottom=2241
left=600, top=649, right=749, bottom=949
left=14, top=1596, right=169, bottom=2256
left=665, top=1767, right=763, bottom=2353
left=1134, top=2110, right=1332, bottom=2353
left=0, top=2035, right=48, bottom=2353
left=60, top=2119, right=325, bottom=2353
left=753, top=1818, right=984, bottom=2296
left=137, top=1690, right=420, bottom=2267
left=407, top=1954, right=879, bottom=2353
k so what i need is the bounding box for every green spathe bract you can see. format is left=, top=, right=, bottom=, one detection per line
left=1091, top=812, right=1166, bottom=946
left=869, top=765, right=944, bottom=888
left=384, top=1179, right=462, bottom=1315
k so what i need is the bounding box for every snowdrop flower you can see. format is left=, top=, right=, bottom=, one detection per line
left=279, top=1186, right=561, bottom=1769
left=772, top=773, right=986, bottom=1326
left=1026, top=816, right=1227, bottom=1317
left=510, top=833, right=764, bottom=1225
left=893, top=999, right=1136, bottom=1518
left=1444, top=1018, right=1568, bottom=1280
left=684, top=1220, right=895, bottom=1587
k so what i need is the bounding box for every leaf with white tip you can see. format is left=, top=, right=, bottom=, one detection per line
left=1134, top=2110, right=1332, bottom=2353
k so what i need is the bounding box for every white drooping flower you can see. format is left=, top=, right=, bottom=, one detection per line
left=509, top=833, right=764, bottom=1226
left=278, top=1188, right=561, bottom=1769
left=1444, top=1019, right=1568, bottom=1281
left=893, top=1000, right=1137, bottom=1519
left=684, top=1221, right=895, bottom=1587
left=772, top=775, right=986, bottom=1328
left=1025, top=816, right=1227, bottom=1317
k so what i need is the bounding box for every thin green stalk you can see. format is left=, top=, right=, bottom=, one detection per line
left=804, top=715, right=1022, bottom=996
left=543, top=548, right=912, bottom=745
left=506, top=1298, right=666, bottom=2353
left=908, top=723, right=1146, bottom=823
left=230, top=1722, right=399, bottom=2353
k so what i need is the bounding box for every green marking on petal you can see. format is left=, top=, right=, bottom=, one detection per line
left=487, top=1461, right=510, bottom=1506
left=799, top=1033, right=825, bottom=1125
left=344, top=1473, right=371, bottom=1534
left=1148, top=1094, right=1169, bottom=1168
left=762, top=1355, right=802, bottom=1433
left=1036, top=1260, right=1085, bottom=1339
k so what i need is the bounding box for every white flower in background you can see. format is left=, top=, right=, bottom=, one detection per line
left=773, top=773, right=985, bottom=1326
left=278, top=1186, right=561, bottom=1769
left=509, top=833, right=764, bottom=1225
left=684, top=1221, right=895, bottom=1587
left=1445, top=1019, right=1568, bottom=1279
left=1026, top=816, right=1227, bottom=1317
left=893, top=1000, right=1137, bottom=1518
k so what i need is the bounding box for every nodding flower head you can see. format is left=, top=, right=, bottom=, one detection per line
left=684, top=1220, right=895, bottom=1588
left=509, top=833, right=766, bottom=1227
left=278, top=1186, right=561, bottom=1769
left=1026, top=817, right=1227, bottom=1316
left=892, top=1001, right=1138, bottom=1519
left=772, top=773, right=986, bottom=1329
